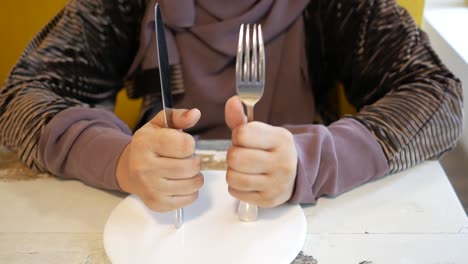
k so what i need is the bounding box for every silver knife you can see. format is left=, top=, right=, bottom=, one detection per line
left=155, top=3, right=183, bottom=229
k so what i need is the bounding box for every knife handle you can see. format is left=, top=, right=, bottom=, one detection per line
left=173, top=128, right=184, bottom=229
left=174, top=208, right=183, bottom=229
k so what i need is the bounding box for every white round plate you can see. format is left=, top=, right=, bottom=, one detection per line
left=103, top=170, right=306, bottom=264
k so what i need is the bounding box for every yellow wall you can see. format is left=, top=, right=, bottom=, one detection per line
left=0, top=1, right=67, bottom=83
left=0, top=0, right=424, bottom=127
left=399, top=0, right=425, bottom=25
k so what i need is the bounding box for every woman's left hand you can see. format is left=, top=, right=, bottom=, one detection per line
left=224, top=96, right=298, bottom=208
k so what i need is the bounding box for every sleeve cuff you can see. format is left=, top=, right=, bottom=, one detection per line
left=287, top=118, right=389, bottom=204
left=38, top=106, right=132, bottom=191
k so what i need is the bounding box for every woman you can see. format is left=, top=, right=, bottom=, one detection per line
left=0, top=0, right=462, bottom=212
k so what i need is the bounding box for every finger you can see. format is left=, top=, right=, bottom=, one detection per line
left=225, top=96, right=247, bottom=130
left=168, top=191, right=200, bottom=210
left=226, top=146, right=272, bottom=174
left=145, top=192, right=199, bottom=212
left=148, top=108, right=201, bottom=130
left=228, top=187, right=265, bottom=206
left=232, top=123, right=293, bottom=150
left=149, top=128, right=196, bottom=158
left=172, top=108, right=201, bottom=129
left=228, top=188, right=279, bottom=208
left=153, top=155, right=201, bottom=180
left=160, top=173, right=204, bottom=196
left=225, top=169, right=268, bottom=192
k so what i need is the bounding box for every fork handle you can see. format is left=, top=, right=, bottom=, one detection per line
left=237, top=104, right=258, bottom=221
left=238, top=201, right=258, bottom=221
left=246, top=104, right=254, bottom=122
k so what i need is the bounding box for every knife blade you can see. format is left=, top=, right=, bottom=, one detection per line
left=155, top=3, right=183, bottom=229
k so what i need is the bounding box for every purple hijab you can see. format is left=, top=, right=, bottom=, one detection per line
left=126, top=0, right=315, bottom=136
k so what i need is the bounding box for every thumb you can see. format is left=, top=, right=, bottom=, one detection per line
left=149, top=108, right=201, bottom=130
left=225, top=96, right=247, bottom=130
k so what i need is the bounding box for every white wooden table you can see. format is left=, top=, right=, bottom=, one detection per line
left=1, top=145, right=467, bottom=263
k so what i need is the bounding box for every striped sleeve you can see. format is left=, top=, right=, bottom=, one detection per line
left=0, top=0, right=143, bottom=171
left=306, top=0, right=463, bottom=174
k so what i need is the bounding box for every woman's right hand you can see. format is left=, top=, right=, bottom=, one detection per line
left=116, top=108, right=203, bottom=212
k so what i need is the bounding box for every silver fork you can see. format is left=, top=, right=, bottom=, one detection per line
left=235, top=24, right=265, bottom=222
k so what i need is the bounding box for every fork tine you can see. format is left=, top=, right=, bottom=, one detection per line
left=258, top=24, right=265, bottom=86
left=236, top=24, right=244, bottom=85
left=244, top=24, right=250, bottom=82
left=252, top=25, right=258, bottom=82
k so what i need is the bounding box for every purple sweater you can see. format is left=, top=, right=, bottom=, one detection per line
left=38, top=106, right=388, bottom=204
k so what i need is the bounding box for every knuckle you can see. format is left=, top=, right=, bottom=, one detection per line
left=227, top=187, right=239, bottom=199
left=171, top=162, right=187, bottom=177
left=225, top=170, right=234, bottom=185
left=226, top=170, right=251, bottom=190
left=278, top=127, right=294, bottom=145
left=191, top=174, right=204, bottom=191
left=260, top=197, right=277, bottom=208
left=180, top=192, right=199, bottom=208
left=197, top=174, right=205, bottom=187
left=181, top=158, right=200, bottom=178
left=178, top=134, right=195, bottom=157
left=190, top=191, right=200, bottom=202
left=226, top=147, right=239, bottom=168
left=192, top=156, right=202, bottom=171
left=145, top=195, right=168, bottom=212
left=154, top=130, right=170, bottom=154
left=259, top=192, right=276, bottom=208
left=234, top=126, right=248, bottom=145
